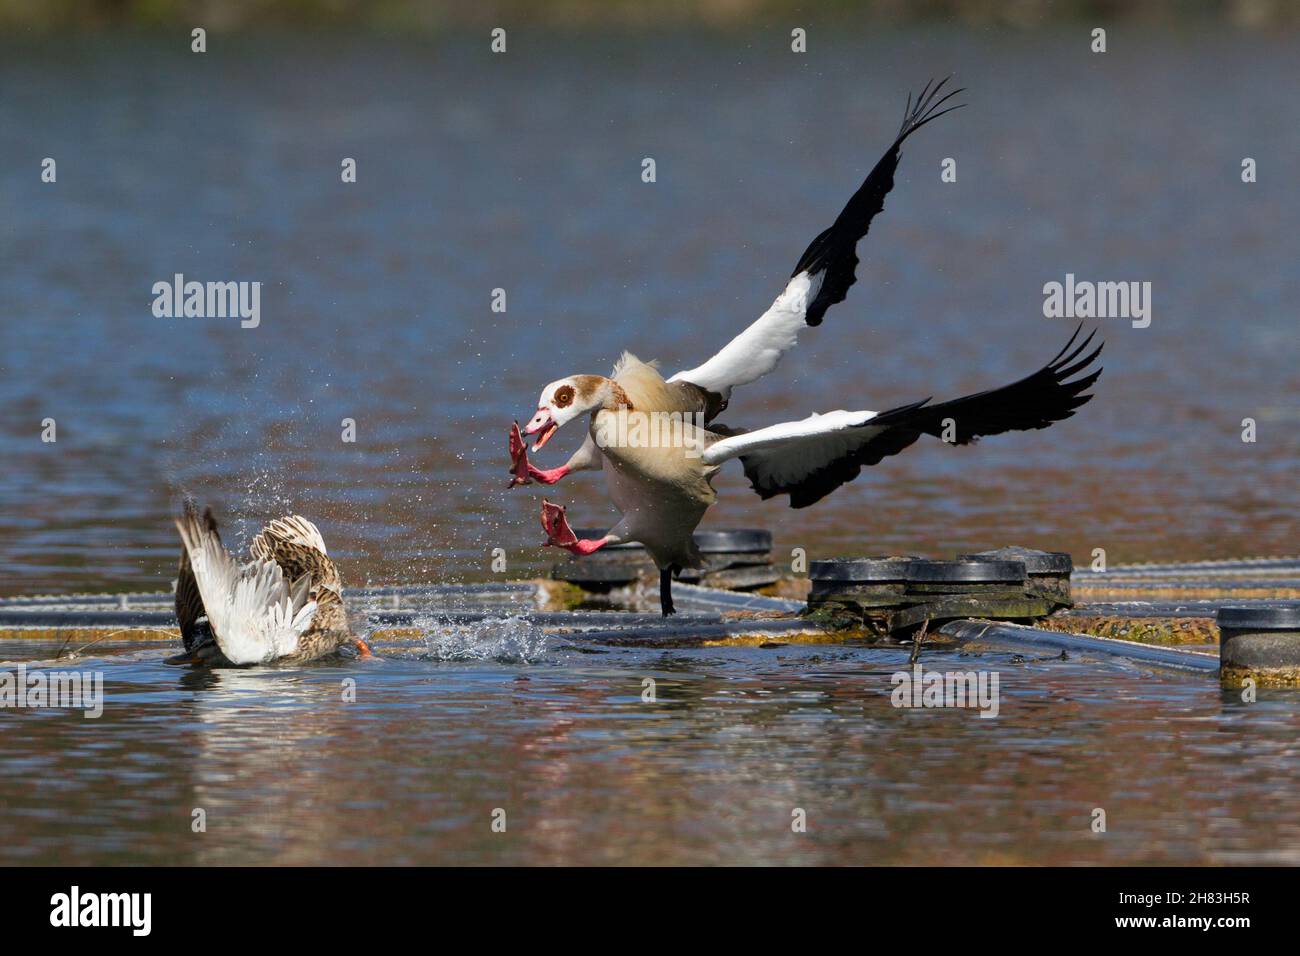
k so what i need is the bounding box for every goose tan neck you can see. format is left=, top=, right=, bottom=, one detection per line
left=572, top=375, right=633, bottom=412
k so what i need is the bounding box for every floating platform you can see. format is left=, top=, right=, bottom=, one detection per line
left=807, top=549, right=1070, bottom=633
left=3, top=553, right=1299, bottom=682
left=0, top=581, right=819, bottom=651
left=1218, top=605, right=1300, bottom=687
left=551, top=528, right=779, bottom=591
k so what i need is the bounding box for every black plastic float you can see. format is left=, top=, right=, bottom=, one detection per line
left=808, top=555, right=1058, bottom=634
left=960, top=546, right=1073, bottom=605
left=906, top=558, right=1026, bottom=587
left=808, top=556, right=917, bottom=582
left=551, top=528, right=778, bottom=591
left=1218, top=604, right=1300, bottom=686
left=808, top=556, right=916, bottom=612
left=894, top=559, right=1052, bottom=630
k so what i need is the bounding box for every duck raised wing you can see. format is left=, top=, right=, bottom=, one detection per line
left=174, top=510, right=318, bottom=665
left=250, top=514, right=349, bottom=634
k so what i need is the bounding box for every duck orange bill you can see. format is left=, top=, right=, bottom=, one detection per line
left=508, top=422, right=531, bottom=488
left=540, top=499, right=578, bottom=548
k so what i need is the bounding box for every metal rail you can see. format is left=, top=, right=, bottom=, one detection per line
left=940, top=619, right=1219, bottom=674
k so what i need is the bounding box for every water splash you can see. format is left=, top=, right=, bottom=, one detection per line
left=407, top=614, right=549, bottom=663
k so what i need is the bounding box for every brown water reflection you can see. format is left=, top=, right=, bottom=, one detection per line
left=2, top=640, right=1297, bottom=866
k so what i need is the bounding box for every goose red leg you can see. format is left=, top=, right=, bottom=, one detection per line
left=541, top=500, right=612, bottom=556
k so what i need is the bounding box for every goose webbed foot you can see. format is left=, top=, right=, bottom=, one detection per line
left=508, top=422, right=531, bottom=487
left=540, top=500, right=611, bottom=556
left=508, top=422, right=570, bottom=487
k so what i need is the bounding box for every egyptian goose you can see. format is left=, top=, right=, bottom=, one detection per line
left=508, top=80, right=1103, bottom=616
left=171, top=503, right=370, bottom=665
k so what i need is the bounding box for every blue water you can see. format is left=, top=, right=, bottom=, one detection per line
left=1, top=28, right=1297, bottom=596
left=1, top=26, right=1299, bottom=866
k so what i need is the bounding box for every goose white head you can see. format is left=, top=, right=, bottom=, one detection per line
left=523, top=376, right=609, bottom=451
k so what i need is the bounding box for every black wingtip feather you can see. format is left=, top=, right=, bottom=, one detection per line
left=739, top=327, right=1105, bottom=509
left=1058, top=344, right=1105, bottom=381
left=1053, top=328, right=1098, bottom=371
left=1047, top=322, right=1085, bottom=364
left=790, top=78, right=965, bottom=327
left=897, top=76, right=966, bottom=144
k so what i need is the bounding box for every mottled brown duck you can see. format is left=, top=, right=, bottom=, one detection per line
left=171, top=504, right=370, bottom=665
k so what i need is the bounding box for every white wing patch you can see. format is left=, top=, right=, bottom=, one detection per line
left=704, top=409, right=879, bottom=464
left=703, top=409, right=887, bottom=488
left=176, top=516, right=318, bottom=665
left=669, top=270, right=824, bottom=397
left=219, top=562, right=318, bottom=664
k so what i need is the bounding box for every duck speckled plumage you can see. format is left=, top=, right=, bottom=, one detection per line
left=170, top=503, right=367, bottom=666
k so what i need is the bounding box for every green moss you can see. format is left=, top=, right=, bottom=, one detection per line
left=534, top=579, right=588, bottom=612
left=800, top=603, right=862, bottom=631
left=1040, top=615, right=1218, bottom=646
left=1221, top=664, right=1300, bottom=689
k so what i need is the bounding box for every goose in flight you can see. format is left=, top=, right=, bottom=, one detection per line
left=507, top=80, right=1103, bottom=616
left=171, top=503, right=371, bottom=665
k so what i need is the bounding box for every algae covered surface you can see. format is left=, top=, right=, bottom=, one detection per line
left=1040, top=615, right=1219, bottom=647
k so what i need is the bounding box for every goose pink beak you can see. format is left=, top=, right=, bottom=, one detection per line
left=523, top=409, right=559, bottom=451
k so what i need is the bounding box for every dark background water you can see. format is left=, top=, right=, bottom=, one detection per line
left=1, top=27, right=1297, bottom=595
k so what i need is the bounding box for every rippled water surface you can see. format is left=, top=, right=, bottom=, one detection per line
left=1, top=27, right=1298, bottom=866
left=3, top=633, right=1298, bottom=866
left=2, top=28, right=1297, bottom=595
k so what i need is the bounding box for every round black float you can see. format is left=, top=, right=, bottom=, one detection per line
left=809, top=556, right=917, bottom=582
left=808, top=556, right=918, bottom=610
left=960, top=547, right=1073, bottom=606
left=905, top=559, right=1027, bottom=596
left=1218, top=604, right=1300, bottom=687
left=552, top=529, right=775, bottom=591
left=959, top=547, right=1072, bottom=575
left=907, top=559, right=1026, bottom=583
left=692, top=530, right=772, bottom=554
left=806, top=553, right=1060, bottom=633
